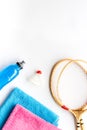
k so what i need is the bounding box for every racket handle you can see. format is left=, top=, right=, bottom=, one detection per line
left=76, top=121, right=81, bottom=130
left=80, top=119, right=85, bottom=130
left=72, top=110, right=85, bottom=130
left=76, top=119, right=85, bottom=130
left=80, top=125, right=85, bottom=130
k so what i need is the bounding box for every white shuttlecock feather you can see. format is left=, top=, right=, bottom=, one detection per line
left=29, top=70, right=42, bottom=86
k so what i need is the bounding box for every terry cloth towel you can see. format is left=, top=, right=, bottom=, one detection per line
left=2, top=105, right=61, bottom=130
left=0, top=87, right=59, bottom=129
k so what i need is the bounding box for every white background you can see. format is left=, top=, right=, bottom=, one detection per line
left=0, top=0, right=87, bottom=130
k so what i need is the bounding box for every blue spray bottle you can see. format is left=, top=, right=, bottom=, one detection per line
left=0, top=61, right=25, bottom=90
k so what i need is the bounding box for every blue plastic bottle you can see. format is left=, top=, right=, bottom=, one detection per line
left=0, top=61, right=25, bottom=90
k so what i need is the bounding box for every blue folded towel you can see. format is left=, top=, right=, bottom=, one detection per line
left=0, top=87, right=59, bottom=129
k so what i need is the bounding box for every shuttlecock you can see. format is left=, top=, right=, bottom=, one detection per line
left=29, top=70, right=42, bottom=86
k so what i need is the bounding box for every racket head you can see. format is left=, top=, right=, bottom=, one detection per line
left=49, top=59, right=87, bottom=112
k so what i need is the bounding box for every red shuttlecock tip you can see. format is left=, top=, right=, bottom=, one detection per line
left=36, top=70, right=42, bottom=74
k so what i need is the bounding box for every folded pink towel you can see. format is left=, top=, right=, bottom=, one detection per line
left=2, top=105, right=61, bottom=130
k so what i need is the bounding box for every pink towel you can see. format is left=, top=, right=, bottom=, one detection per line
left=2, top=105, right=61, bottom=130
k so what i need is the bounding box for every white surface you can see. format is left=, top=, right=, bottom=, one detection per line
left=0, top=0, right=87, bottom=130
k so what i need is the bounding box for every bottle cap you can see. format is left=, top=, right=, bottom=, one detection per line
left=16, top=61, right=25, bottom=69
